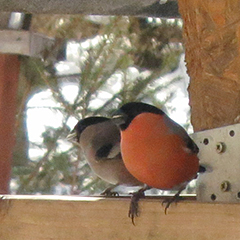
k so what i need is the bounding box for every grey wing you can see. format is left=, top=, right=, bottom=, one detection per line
left=96, top=142, right=121, bottom=159
left=164, top=115, right=199, bottom=154
left=93, top=121, right=121, bottom=160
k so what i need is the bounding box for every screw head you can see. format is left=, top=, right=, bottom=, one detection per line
left=220, top=181, right=230, bottom=192
left=216, top=142, right=226, bottom=153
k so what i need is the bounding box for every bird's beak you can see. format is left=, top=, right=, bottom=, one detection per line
left=111, top=112, right=127, bottom=126
left=66, top=131, right=77, bottom=141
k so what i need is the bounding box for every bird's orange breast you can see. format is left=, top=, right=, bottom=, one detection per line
left=120, top=113, right=199, bottom=189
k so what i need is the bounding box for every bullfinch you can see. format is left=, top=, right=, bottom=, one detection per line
left=67, top=116, right=142, bottom=196
left=112, top=102, right=205, bottom=222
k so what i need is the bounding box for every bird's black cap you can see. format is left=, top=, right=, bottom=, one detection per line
left=69, top=116, right=109, bottom=142
left=112, top=102, right=164, bottom=131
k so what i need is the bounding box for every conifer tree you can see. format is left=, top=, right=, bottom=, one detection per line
left=12, top=16, right=184, bottom=194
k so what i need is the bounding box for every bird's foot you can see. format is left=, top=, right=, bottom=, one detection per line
left=128, top=190, right=145, bottom=225
left=101, top=187, right=119, bottom=197
left=162, top=189, right=184, bottom=214
left=128, top=186, right=151, bottom=225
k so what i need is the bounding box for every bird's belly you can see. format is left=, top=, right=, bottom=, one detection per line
left=121, top=134, right=199, bottom=190
left=86, top=150, right=141, bottom=186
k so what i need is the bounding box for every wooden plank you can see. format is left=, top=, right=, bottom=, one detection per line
left=0, top=195, right=240, bottom=240
left=0, top=0, right=179, bottom=18
left=0, top=30, right=54, bottom=57
left=178, top=0, right=240, bottom=131
left=0, top=55, right=20, bottom=193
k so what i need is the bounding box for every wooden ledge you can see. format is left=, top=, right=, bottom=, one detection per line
left=0, top=195, right=240, bottom=240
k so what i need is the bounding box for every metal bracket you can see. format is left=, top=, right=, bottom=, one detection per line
left=191, top=123, right=240, bottom=203
left=0, top=30, right=54, bottom=57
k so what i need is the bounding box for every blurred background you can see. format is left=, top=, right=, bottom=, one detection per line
left=12, top=15, right=194, bottom=195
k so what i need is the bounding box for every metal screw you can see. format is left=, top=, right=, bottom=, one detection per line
left=216, top=142, right=225, bottom=153
left=220, top=181, right=230, bottom=192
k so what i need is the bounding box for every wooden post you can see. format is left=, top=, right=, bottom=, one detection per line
left=0, top=54, right=20, bottom=193
left=178, top=0, right=240, bottom=131
left=0, top=30, right=53, bottom=193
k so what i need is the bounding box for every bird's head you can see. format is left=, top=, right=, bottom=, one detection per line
left=67, top=116, right=109, bottom=142
left=112, top=102, right=164, bottom=130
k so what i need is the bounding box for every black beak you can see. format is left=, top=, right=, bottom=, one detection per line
left=111, top=114, right=126, bottom=125
left=111, top=108, right=128, bottom=127
left=66, top=130, right=77, bottom=141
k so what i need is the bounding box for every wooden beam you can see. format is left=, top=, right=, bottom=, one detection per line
left=0, top=55, right=20, bottom=194
left=0, top=0, right=179, bottom=18
left=178, top=0, right=240, bottom=131
left=0, top=195, right=240, bottom=240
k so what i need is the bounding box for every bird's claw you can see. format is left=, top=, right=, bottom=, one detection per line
left=101, top=188, right=119, bottom=197
left=162, top=198, right=174, bottom=215
left=162, top=189, right=184, bottom=214
left=128, top=190, right=145, bottom=225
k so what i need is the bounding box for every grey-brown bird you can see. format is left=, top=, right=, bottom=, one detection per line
left=67, top=116, right=143, bottom=196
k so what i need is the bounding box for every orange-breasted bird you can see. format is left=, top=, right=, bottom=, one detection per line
left=67, top=116, right=142, bottom=196
left=112, top=102, right=205, bottom=222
